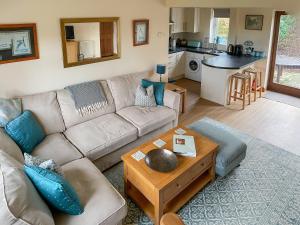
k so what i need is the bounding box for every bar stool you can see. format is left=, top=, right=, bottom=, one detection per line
left=243, top=67, right=263, bottom=101
left=228, top=72, right=251, bottom=110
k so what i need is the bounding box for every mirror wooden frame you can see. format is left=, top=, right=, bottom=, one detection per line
left=60, top=17, right=121, bottom=68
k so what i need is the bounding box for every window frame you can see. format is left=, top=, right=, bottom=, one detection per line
left=209, top=9, right=230, bottom=46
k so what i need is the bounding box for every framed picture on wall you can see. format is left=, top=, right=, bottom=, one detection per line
left=133, top=19, right=149, bottom=46
left=0, top=23, right=39, bottom=64
left=245, top=15, right=264, bottom=30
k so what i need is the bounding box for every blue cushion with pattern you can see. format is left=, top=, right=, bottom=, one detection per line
left=141, top=79, right=165, bottom=105
left=5, top=110, right=45, bottom=153
left=24, top=165, right=84, bottom=215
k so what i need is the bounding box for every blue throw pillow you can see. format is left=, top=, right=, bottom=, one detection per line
left=5, top=110, right=45, bottom=154
left=141, top=79, right=165, bottom=106
left=24, top=165, right=84, bottom=215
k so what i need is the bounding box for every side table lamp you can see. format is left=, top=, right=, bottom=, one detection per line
left=156, top=64, right=166, bottom=82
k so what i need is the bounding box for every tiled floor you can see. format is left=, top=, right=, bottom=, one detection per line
left=175, top=78, right=300, bottom=156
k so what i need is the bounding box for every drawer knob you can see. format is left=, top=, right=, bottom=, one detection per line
left=176, top=183, right=181, bottom=188
left=201, top=163, right=205, bottom=166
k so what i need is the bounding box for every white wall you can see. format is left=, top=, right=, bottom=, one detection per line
left=0, top=0, right=168, bottom=98
left=232, top=8, right=273, bottom=53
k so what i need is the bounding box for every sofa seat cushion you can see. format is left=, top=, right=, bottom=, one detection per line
left=54, top=158, right=127, bottom=225
left=32, top=133, right=83, bottom=166
left=64, top=113, right=138, bottom=161
left=117, top=106, right=176, bottom=136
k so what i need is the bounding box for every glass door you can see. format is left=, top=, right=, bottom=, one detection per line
left=268, top=11, right=300, bottom=97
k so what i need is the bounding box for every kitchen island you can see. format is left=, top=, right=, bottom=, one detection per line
left=201, top=53, right=264, bottom=106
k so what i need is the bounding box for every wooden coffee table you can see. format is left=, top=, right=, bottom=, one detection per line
left=121, top=127, right=218, bottom=225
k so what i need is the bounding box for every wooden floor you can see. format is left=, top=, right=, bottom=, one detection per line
left=175, top=79, right=300, bottom=156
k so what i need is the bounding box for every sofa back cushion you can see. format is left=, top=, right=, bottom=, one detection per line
left=107, top=71, right=151, bottom=111
left=57, top=81, right=116, bottom=128
left=0, top=128, right=24, bottom=163
left=22, top=91, right=65, bottom=135
left=0, top=150, right=55, bottom=225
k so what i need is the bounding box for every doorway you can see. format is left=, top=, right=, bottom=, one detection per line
left=268, top=11, right=300, bottom=97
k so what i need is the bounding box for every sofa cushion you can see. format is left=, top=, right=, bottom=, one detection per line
left=0, top=150, right=55, bottom=225
left=117, top=106, right=176, bottom=136
left=64, top=113, right=138, bottom=161
left=24, top=165, right=84, bottom=215
left=24, top=153, right=63, bottom=175
left=54, top=158, right=127, bottom=225
left=107, top=71, right=150, bottom=111
left=5, top=110, right=46, bottom=154
left=57, top=81, right=116, bottom=128
left=141, top=79, right=165, bottom=105
left=135, top=85, right=157, bottom=107
left=0, top=128, right=24, bottom=163
left=0, top=98, right=22, bottom=127
left=32, top=133, right=83, bottom=166
left=22, top=91, right=66, bottom=135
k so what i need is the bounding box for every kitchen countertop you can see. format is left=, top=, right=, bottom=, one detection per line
left=169, top=46, right=264, bottom=70
left=202, top=53, right=264, bottom=69
left=168, top=47, right=220, bottom=56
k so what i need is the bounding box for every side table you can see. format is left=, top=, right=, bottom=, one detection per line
left=165, top=83, right=187, bottom=113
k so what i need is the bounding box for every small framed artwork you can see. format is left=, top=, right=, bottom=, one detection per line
left=0, top=23, right=39, bottom=64
left=133, top=19, right=149, bottom=46
left=245, top=15, right=264, bottom=30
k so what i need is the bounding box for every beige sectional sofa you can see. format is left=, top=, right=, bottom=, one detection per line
left=0, top=71, right=180, bottom=225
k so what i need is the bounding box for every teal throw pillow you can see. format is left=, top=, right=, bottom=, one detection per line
left=0, top=98, right=22, bottom=127
left=5, top=110, right=45, bottom=154
left=24, top=165, right=84, bottom=215
left=141, top=79, right=165, bottom=105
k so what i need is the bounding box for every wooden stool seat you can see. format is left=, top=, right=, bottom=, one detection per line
left=160, top=213, right=185, bottom=225
left=243, top=67, right=263, bottom=101
left=232, top=72, right=251, bottom=79
left=228, top=72, right=251, bottom=110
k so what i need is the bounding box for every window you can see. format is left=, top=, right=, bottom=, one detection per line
left=210, top=9, right=230, bottom=46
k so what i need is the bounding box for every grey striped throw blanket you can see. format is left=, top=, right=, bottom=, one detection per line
left=66, top=81, right=107, bottom=116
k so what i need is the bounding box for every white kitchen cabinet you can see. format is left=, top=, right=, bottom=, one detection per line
left=171, top=8, right=185, bottom=33
left=168, top=52, right=185, bottom=79
left=170, top=8, right=200, bottom=33
left=185, top=8, right=200, bottom=33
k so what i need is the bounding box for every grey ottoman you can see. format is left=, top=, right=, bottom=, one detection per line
left=188, top=118, right=247, bottom=177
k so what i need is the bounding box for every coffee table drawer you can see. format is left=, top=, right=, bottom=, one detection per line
left=162, top=153, right=213, bottom=203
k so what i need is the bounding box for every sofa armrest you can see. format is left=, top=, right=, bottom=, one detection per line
left=164, top=90, right=181, bottom=127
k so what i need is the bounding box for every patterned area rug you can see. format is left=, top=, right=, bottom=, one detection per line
left=104, top=119, right=300, bottom=225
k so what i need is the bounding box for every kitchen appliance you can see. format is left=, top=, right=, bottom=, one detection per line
left=227, top=44, right=235, bottom=55
left=169, top=37, right=177, bottom=50
left=180, top=39, right=187, bottom=47
left=185, top=52, right=203, bottom=82
left=234, top=45, right=244, bottom=56
left=187, top=40, right=202, bottom=48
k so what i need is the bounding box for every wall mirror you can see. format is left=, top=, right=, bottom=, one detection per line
left=60, top=17, right=120, bottom=68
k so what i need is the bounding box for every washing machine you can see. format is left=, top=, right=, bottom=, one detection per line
left=185, top=52, right=203, bottom=82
